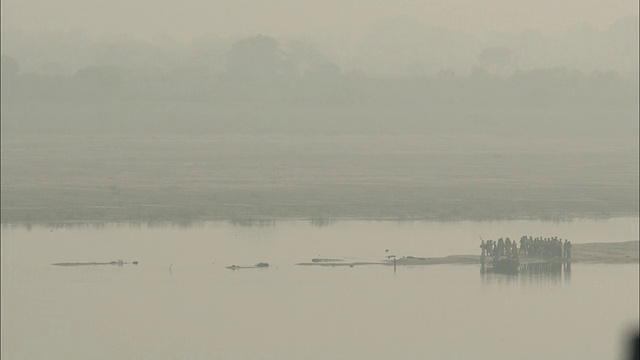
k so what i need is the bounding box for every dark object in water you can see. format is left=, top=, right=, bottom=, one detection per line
left=311, top=258, right=342, bottom=262
left=51, top=260, right=139, bottom=267
left=486, top=258, right=520, bottom=274
left=226, top=263, right=270, bottom=270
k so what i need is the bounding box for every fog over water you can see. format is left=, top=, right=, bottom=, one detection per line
left=1, top=0, right=639, bottom=359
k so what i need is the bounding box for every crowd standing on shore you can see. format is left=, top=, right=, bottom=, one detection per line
left=480, top=236, right=571, bottom=260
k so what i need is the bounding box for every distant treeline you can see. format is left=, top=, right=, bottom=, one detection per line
left=2, top=35, right=638, bottom=136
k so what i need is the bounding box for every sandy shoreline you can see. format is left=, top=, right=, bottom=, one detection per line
left=296, top=241, right=639, bottom=267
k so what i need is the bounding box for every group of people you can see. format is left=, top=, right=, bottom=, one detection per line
left=479, top=236, right=572, bottom=260
left=480, top=238, right=519, bottom=260
left=518, top=236, right=571, bottom=259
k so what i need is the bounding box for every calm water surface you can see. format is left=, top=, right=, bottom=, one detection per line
left=2, top=218, right=638, bottom=360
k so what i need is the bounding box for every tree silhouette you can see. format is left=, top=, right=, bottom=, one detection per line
left=225, top=35, right=294, bottom=84
left=477, top=47, right=517, bottom=75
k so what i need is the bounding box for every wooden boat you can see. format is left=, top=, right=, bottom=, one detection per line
left=491, top=258, right=519, bottom=273
left=482, top=257, right=519, bottom=274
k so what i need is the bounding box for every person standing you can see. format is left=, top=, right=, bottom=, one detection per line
left=559, top=239, right=564, bottom=258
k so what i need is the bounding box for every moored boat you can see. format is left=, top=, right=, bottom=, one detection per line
left=489, top=257, right=520, bottom=274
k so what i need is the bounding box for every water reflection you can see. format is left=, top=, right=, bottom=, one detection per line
left=481, top=261, right=572, bottom=285
left=227, top=219, right=276, bottom=227
left=520, top=261, right=562, bottom=275
left=564, top=261, right=571, bottom=283
left=309, top=218, right=336, bottom=227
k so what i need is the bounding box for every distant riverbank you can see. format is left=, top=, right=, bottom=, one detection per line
left=2, top=134, right=637, bottom=225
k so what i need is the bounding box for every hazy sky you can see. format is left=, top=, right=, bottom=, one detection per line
left=2, top=0, right=638, bottom=40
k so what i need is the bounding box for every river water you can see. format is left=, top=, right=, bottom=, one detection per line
left=1, top=217, right=638, bottom=360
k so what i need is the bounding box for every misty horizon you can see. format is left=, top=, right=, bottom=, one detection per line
left=2, top=0, right=638, bottom=39
left=2, top=8, right=638, bottom=223
left=1, top=15, right=638, bottom=77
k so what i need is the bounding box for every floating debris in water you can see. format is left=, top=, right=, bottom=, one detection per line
left=226, top=263, right=270, bottom=270
left=311, top=258, right=342, bottom=263
left=51, top=260, right=139, bottom=267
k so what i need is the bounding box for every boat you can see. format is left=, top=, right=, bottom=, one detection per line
left=482, top=257, right=520, bottom=274
left=491, top=258, right=519, bottom=274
